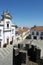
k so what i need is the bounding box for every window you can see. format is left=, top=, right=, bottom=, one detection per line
left=41, top=32, right=43, bottom=35
left=36, top=32, right=39, bottom=35
left=7, top=22, right=9, bottom=28
left=32, top=32, right=34, bottom=35
left=7, top=23, right=9, bottom=28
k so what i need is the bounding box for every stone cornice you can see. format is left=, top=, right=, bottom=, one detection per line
left=3, top=30, right=11, bottom=32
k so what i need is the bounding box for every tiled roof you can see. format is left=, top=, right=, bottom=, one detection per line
left=31, top=26, right=43, bottom=31
left=17, top=27, right=30, bottom=33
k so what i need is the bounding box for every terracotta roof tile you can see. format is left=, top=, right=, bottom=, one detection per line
left=17, top=27, right=30, bottom=33
left=31, top=26, right=43, bottom=31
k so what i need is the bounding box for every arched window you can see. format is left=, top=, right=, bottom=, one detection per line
left=7, top=22, right=9, bottom=28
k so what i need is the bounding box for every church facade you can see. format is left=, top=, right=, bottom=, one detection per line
left=0, top=11, right=15, bottom=47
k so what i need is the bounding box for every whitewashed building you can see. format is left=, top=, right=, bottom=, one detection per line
left=30, top=26, right=43, bottom=39
left=15, top=27, right=30, bottom=40
left=0, top=10, right=15, bottom=47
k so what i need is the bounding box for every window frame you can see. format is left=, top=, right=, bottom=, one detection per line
left=32, top=32, right=34, bottom=35
left=7, top=22, right=9, bottom=29
left=41, top=32, right=43, bottom=35
left=36, top=32, right=39, bottom=35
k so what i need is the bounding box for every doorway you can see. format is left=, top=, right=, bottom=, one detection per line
left=12, top=37, right=13, bottom=43
left=33, top=36, right=37, bottom=39
left=7, top=38, right=9, bottom=45
left=40, top=37, right=43, bottom=40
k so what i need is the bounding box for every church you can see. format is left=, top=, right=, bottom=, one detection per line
left=0, top=10, right=15, bottom=47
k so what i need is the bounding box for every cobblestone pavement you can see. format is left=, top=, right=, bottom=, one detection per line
left=21, top=39, right=43, bottom=57
left=0, top=39, right=42, bottom=65
left=0, top=45, right=13, bottom=65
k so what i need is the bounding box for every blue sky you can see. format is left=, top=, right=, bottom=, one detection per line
left=0, top=0, right=43, bottom=27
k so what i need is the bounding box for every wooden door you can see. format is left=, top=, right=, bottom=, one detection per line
left=7, top=38, right=9, bottom=45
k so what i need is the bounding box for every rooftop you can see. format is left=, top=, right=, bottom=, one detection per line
left=17, top=27, right=30, bottom=33
left=31, top=26, right=43, bottom=31
left=1, top=10, right=12, bottom=19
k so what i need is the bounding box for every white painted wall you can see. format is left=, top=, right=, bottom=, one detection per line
left=3, top=19, right=11, bottom=30
left=31, top=30, right=43, bottom=39
left=0, top=24, right=4, bottom=47
left=4, top=31, right=12, bottom=44
left=11, top=26, right=15, bottom=41
left=0, top=12, right=16, bottom=47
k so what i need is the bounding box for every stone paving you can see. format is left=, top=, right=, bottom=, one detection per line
left=0, top=45, right=13, bottom=65
left=0, top=39, right=42, bottom=65
left=21, top=39, right=43, bottom=58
